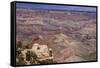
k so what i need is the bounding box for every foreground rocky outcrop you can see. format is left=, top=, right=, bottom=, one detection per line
left=16, top=42, right=54, bottom=65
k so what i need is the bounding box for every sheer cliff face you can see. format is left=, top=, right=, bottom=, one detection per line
left=16, top=8, right=97, bottom=63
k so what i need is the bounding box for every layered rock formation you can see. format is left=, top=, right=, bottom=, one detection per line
left=16, top=8, right=97, bottom=64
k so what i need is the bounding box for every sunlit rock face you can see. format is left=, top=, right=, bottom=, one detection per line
left=19, top=43, right=54, bottom=65
left=31, top=43, right=53, bottom=60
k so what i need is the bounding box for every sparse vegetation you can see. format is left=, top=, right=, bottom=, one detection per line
left=16, top=41, right=55, bottom=65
